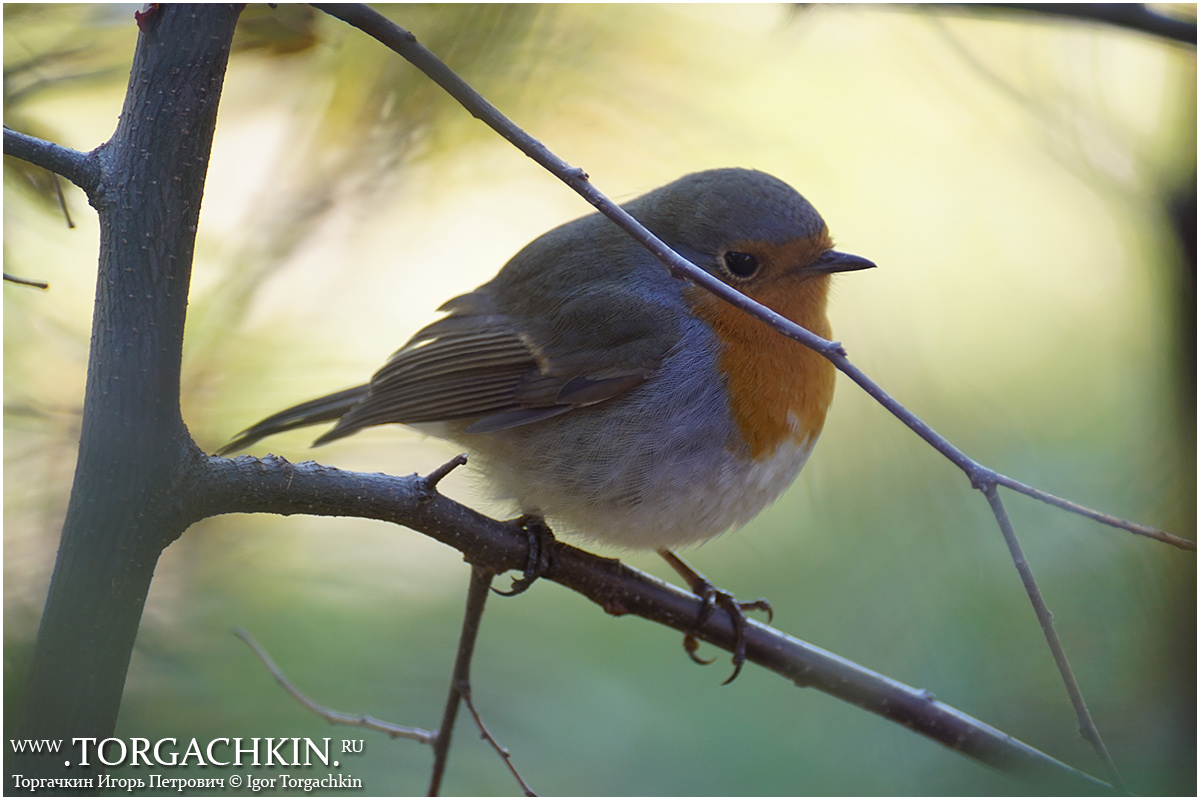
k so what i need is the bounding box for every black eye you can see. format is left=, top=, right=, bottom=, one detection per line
left=723, top=251, right=759, bottom=278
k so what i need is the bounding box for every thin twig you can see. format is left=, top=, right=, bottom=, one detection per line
left=831, top=359, right=1193, bottom=549
left=3, top=273, right=50, bottom=290
left=312, top=2, right=1189, bottom=552
left=232, top=626, right=434, bottom=744
left=460, top=678, right=537, bottom=796
left=52, top=173, right=76, bottom=229
left=422, top=453, right=468, bottom=494
left=994, top=472, right=1194, bottom=550
left=981, top=487, right=1129, bottom=794
left=933, top=3, right=1197, bottom=46
left=429, top=566, right=531, bottom=796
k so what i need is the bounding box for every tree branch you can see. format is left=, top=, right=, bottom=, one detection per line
left=3, top=127, right=99, bottom=195
left=12, top=3, right=1183, bottom=793
left=12, top=4, right=244, bottom=784
left=197, top=453, right=1109, bottom=792
left=938, top=3, right=1197, bottom=46
left=235, top=605, right=536, bottom=796
left=428, top=566, right=492, bottom=794
left=3, top=273, right=50, bottom=290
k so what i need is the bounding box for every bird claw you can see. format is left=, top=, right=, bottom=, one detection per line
left=682, top=633, right=714, bottom=666
left=659, top=550, right=772, bottom=684
left=493, top=515, right=556, bottom=597
left=693, top=579, right=773, bottom=685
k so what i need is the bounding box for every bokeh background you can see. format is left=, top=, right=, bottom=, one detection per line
left=5, top=4, right=1195, bottom=795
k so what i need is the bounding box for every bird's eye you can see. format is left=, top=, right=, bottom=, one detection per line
left=722, top=251, right=759, bottom=279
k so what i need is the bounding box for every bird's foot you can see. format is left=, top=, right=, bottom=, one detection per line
left=660, top=550, right=773, bottom=684
left=494, top=515, right=557, bottom=597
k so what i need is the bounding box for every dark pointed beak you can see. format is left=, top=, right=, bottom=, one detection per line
left=812, top=250, right=876, bottom=275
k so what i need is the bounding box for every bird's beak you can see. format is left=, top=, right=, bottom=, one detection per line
left=811, top=250, right=876, bottom=275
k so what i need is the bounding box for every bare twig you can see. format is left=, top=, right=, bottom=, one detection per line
left=52, top=172, right=75, bottom=229
left=460, top=686, right=537, bottom=797
left=932, top=3, right=1197, bottom=46
left=993, top=473, right=1194, bottom=550
left=233, top=578, right=533, bottom=796
left=981, top=487, right=1128, bottom=794
left=232, top=626, right=435, bottom=744
left=835, top=358, right=1194, bottom=550
left=3, top=273, right=50, bottom=290
left=422, top=453, right=468, bottom=495
left=429, top=566, right=533, bottom=796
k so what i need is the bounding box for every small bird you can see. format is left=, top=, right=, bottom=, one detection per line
left=220, top=168, right=873, bottom=679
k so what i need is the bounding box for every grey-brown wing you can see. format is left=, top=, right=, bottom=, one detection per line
left=314, top=290, right=663, bottom=442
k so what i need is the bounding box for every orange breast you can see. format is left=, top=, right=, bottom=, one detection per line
left=685, top=264, right=837, bottom=461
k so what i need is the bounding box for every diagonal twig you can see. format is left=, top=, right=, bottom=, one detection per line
left=459, top=684, right=536, bottom=797
left=233, top=577, right=534, bottom=796
left=310, top=2, right=1190, bottom=553
left=982, top=486, right=1128, bottom=793
left=232, top=626, right=435, bottom=743
left=930, top=3, right=1197, bottom=46
left=428, top=566, right=486, bottom=794
left=429, top=565, right=535, bottom=796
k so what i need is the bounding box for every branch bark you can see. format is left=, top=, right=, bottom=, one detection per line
left=2, top=129, right=98, bottom=194
left=11, top=3, right=244, bottom=784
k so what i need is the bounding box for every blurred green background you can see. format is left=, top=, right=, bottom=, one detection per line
left=4, top=3, right=1195, bottom=795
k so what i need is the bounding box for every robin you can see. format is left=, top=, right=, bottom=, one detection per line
left=219, top=167, right=874, bottom=680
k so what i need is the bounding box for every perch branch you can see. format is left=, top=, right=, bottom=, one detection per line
left=200, top=454, right=1109, bottom=793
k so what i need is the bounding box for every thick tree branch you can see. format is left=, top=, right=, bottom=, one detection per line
left=196, top=453, right=1108, bottom=792
left=12, top=4, right=244, bottom=786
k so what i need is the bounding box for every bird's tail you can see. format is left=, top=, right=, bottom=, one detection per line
left=215, top=384, right=369, bottom=455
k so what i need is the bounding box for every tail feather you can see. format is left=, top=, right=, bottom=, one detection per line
left=215, top=384, right=369, bottom=455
